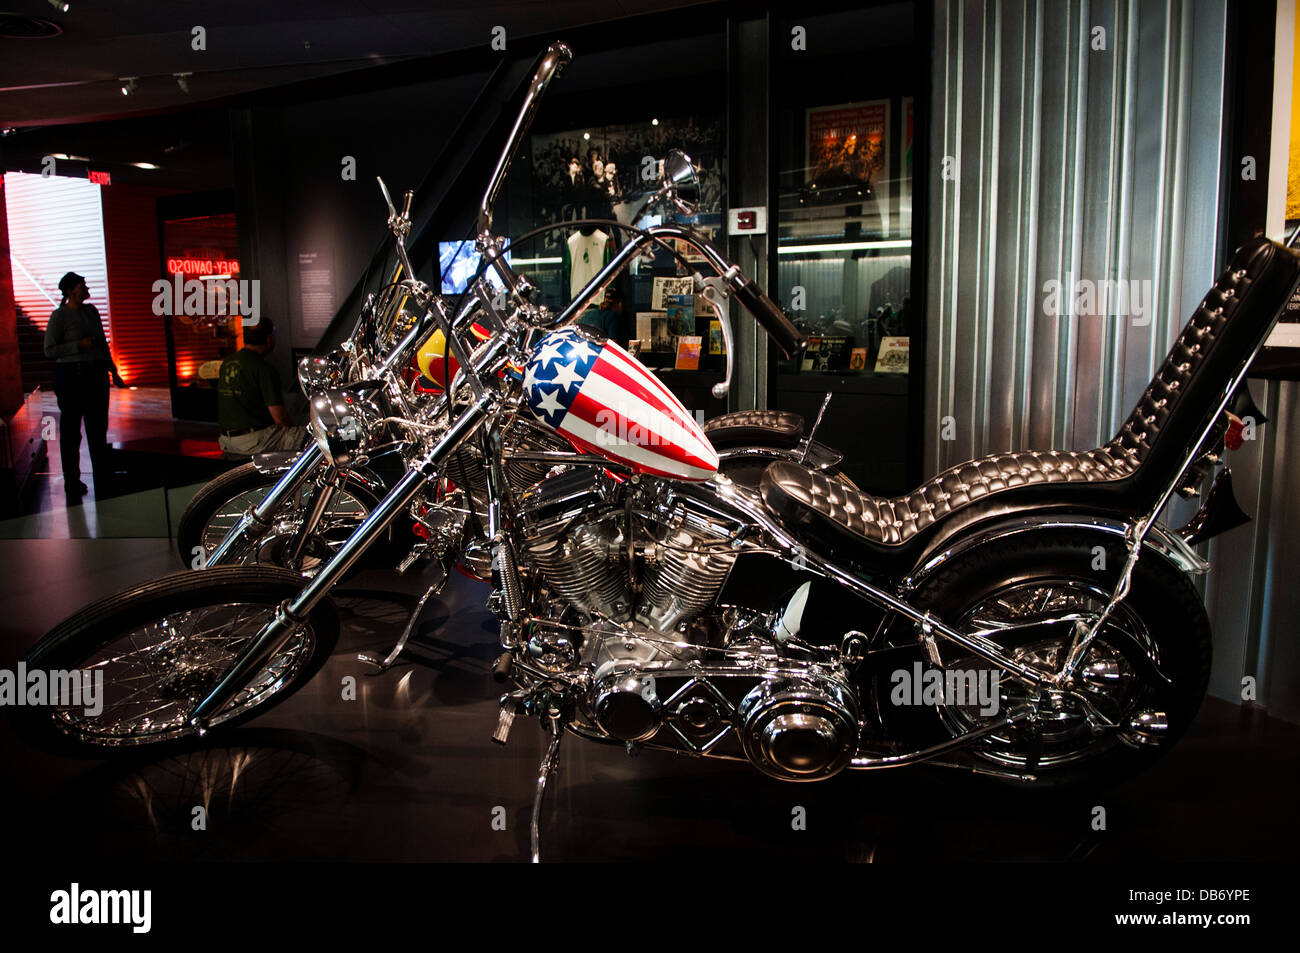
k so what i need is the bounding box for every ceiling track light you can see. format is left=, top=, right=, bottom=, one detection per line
left=174, top=72, right=192, bottom=93
left=46, top=0, right=70, bottom=13
left=119, top=76, right=137, bottom=96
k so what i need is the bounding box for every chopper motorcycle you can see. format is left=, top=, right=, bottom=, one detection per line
left=16, top=42, right=1300, bottom=862
left=173, top=156, right=848, bottom=580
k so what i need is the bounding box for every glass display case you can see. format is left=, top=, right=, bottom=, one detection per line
left=158, top=201, right=243, bottom=421
left=773, top=3, right=923, bottom=493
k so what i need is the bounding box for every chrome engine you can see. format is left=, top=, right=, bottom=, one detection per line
left=516, top=468, right=862, bottom=781
left=518, top=468, right=738, bottom=631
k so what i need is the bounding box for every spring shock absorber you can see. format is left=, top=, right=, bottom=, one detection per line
left=492, top=536, right=525, bottom=622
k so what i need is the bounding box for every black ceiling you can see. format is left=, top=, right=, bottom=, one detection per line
left=0, top=0, right=712, bottom=127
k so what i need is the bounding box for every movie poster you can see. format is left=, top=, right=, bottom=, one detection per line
left=805, top=100, right=891, bottom=232
left=1275, top=13, right=1300, bottom=348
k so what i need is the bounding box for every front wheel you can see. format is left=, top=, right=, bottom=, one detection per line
left=899, top=531, right=1212, bottom=790
left=177, top=463, right=378, bottom=572
left=13, top=567, right=338, bottom=757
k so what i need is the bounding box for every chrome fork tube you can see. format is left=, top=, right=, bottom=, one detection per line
left=190, top=390, right=499, bottom=728
left=206, top=444, right=324, bottom=567
left=286, top=476, right=340, bottom=567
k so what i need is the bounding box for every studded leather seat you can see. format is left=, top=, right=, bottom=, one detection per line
left=704, top=409, right=804, bottom=450
left=760, top=238, right=1300, bottom=571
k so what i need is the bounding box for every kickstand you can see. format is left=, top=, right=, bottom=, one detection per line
left=357, top=562, right=449, bottom=673
left=531, top=712, right=564, bottom=864
left=1021, top=712, right=1042, bottom=775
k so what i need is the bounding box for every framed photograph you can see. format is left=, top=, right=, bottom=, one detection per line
left=650, top=315, right=671, bottom=351
left=665, top=293, right=696, bottom=336
left=805, top=100, right=891, bottom=231
left=652, top=276, right=693, bottom=311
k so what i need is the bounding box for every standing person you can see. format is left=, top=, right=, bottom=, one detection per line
left=578, top=286, right=628, bottom=346
left=216, top=317, right=302, bottom=455
left=43, top=272, right=125, bottom=501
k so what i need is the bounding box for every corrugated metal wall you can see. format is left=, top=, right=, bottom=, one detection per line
left=927, top=0, right=1228, bottom=473
left=922, top=0, right=1300, bottom=713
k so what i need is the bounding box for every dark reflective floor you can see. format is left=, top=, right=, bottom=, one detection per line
left=2, top=387, right=223, bottom=540
left=1, top=537, right=1297, bottom=862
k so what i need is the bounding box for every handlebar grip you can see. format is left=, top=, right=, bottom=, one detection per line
left=731, top=278, right=807, bottom=359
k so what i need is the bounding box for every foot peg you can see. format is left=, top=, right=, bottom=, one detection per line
left=492, top=695, right=520, bottom=745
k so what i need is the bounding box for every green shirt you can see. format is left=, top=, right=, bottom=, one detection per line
left=44, top=303, right=112, bottom=363
left=217, top=348, right=282, bottom=432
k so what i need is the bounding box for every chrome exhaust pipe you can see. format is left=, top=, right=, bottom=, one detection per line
left=1124, top=709, right=1169, bottom=745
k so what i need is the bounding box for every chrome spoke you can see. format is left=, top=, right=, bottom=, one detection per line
left=49, top=601, right=315, bottom=747
left=937, top=578, right=1155, bottom=771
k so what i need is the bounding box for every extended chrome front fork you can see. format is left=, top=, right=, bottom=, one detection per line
left=189, top=390, right=500, bottom=729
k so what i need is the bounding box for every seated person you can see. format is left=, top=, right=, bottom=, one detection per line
left=578, top=286, right=627, bottom=346
left=217, top=317, right=302, bottom=454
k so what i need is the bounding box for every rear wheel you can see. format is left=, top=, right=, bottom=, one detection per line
left=900, top=531, right=1211, bottom=790
left=13, top=567, right=338, bottom=757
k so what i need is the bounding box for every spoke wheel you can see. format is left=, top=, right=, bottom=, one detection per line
left=178, top=463, right=375, bottom=572
left=14, top=567, right=338, bottom=757
left=897, top=530, right=1212, bottom=790
left=936, top=579, right=1157, bottom=771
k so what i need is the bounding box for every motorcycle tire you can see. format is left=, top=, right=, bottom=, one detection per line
left=177, top=463, right=389, bottom=572
left=898, top=529, right=1211, bottom=791
left=12, top=567, right=338, bottom=758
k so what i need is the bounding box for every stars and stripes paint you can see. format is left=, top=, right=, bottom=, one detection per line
left=522, top=327, right=719, bottom=481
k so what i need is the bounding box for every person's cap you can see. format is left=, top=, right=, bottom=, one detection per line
left=58, top=272, right=86, bottom=294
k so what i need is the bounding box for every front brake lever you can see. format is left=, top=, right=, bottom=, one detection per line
left=696, top=275, right=734, bottom=399
left=377, top=176, right=397, bottom=218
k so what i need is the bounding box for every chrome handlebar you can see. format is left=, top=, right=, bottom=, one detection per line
left=478, top=41, right=573, bottom=243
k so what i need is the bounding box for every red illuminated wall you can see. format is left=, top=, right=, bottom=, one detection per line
left=0, top=176, right=22, bottom=415
left=101, top=184, right=181, bottom=386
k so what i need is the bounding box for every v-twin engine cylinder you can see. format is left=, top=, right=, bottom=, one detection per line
left=518, top=469, right=738, bottom=631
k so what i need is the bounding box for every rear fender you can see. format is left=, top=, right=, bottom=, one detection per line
left=901, top=514, right=1209, bottom=596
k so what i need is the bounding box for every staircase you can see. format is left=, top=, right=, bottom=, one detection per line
left=15, top=304, right=55, bottom=394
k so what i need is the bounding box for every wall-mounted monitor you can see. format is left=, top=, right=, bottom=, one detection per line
left=439, top=241, right=510, bottom=294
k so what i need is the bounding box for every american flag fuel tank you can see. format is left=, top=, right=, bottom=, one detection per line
left=522, top=327, right=719, bottom=481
